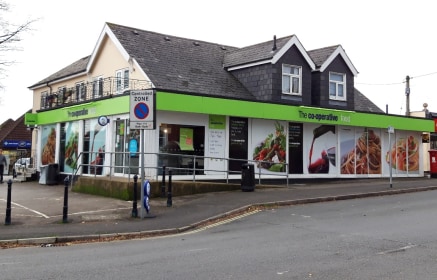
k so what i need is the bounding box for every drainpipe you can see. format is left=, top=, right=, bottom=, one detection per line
left=46, top=81, right=52, bottom=94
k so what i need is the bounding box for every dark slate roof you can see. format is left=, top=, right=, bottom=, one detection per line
left=107, top=23, right=255, bottom=100
left=223, top=35, right=293, bottom=68
left=307, top=45, right=338, bottom=68
left=28, top=22, right=383, bottom=114
left=29, top=56, right=90, bottom=88
left=354, top=88, right=384, bottom=113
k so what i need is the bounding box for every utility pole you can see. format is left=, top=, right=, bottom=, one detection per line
left=405, top=75, right=410, bottom=116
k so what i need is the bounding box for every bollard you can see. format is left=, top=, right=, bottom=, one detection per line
left=132, top=175, right=138, bottom=218
left=167, top=169, right=172, bottom=207
left=161, top=165, right=166, bottom=198
left=5, top=179, right=12, bottom=225
left=62, top=176, right=69, bottom=223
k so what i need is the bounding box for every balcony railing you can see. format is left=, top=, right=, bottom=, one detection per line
left=39, top=77, right=153, bottom=110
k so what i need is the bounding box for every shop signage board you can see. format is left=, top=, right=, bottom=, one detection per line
left=129, top=89, right=156, bottom=130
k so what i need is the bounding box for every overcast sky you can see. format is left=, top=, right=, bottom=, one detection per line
left=1, top=0, right=436, bottom=124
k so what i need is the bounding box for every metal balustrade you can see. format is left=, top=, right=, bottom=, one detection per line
left=39, top=77, right=152, bottom=110
left=67, top=151, right=289, bottom=186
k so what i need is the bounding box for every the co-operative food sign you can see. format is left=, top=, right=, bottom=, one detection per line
left=129, top=89, right=156, bottom=130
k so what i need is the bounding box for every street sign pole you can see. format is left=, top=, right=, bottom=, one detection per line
left=129, top=89, right=155, bottom=219
left=140, top=129, right=145, bottom=218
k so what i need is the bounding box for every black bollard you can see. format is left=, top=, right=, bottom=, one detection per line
left=161, top=165, right=166, bottom=198
left=5, top=179, right=12, bottom=225
left=132, top=175, right=138, bottom=218
left=62, top=176, right=69, bottom=223
left=167, top=169, right=172, bottom=207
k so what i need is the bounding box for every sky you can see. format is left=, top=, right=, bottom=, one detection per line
left=1, top=0, right=436, bottom=124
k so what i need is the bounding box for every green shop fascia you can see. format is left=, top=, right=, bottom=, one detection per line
left=25, top=91, right=435, bottom=176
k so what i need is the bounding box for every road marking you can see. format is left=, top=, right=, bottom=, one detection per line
left=50, top=207, right=132, bottom=217
left=377, top=244, right=417, bottom=255
left=0, top=199, right=50, bottom=218
left=182, top=210, right=261, bottom=235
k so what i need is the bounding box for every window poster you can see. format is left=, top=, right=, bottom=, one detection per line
left=208, top=115, right=226, bottom=174
left=288, top=123, right=303, bottom=174
left=305, top=123, right=336, bottom=174
left=339, top=127, right=355, bottom=174
left=386, top=131, right=420, bottom=175
left=179, top=127, right=194, bottom=151
left=340, top=128, right=382, bottom=175
left=228, top=117, right=248, bottom=171
left=41, top=124, right=57, bottom=165
left=63, top=122, right=79, bottom=173
left=251, top=119, right=287, bottom=173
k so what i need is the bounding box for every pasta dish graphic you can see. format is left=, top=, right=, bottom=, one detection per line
left=41, top=128, right=56, bottom=165
left=341, top=130, right=381, bottom=174
left=386, top=136, right=419, bottom=171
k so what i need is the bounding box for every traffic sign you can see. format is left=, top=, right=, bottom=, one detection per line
left=129, top=89, right=155, bottom=129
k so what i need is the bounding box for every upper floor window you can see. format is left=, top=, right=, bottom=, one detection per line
left=76, top=81, right=86, bottom=101
left=93, top=76, right=103, bottom=98
left=282, top=65, right=302, bottom=95
left=41, top=91, right=49, bottom=109
left=329, top=72, right=346, bottom=101
left=58, top=86, right=68, bottom=104
left=116, top=69, right=129, bottom=93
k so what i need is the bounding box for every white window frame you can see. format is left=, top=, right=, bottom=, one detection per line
left=282, top=64, right=302, bottom=95
left=76, top=81, right=86, bottom=101
left=58, top=86, right=67, bottom=104
left=92, top=76, right=103, bottom=98
left=329, top=72, right=346, bottom=101
left=41, top=91, right=49, bottom=109
left=116, top=68, right=129, bottom=94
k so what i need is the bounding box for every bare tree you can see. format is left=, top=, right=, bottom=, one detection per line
left=0, top=1, right=35, bottom=85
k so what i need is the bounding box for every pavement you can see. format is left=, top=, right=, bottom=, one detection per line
left=1, top=175, right=437, bottom=247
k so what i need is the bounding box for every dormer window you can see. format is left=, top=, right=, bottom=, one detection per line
left=329, top=72, right=346, bottom=101
left=282, top=65, right=302, bottom=95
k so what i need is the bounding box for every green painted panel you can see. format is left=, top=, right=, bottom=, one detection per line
left=36, top=97, right=130, bottom=125
left=33, top=91, right=434, bottom=132
left=156, top=92, right=434, bottom=132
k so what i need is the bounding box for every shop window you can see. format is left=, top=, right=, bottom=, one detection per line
left=83, top=119, right=106, bottom=175
left=60, top=122, right=80, bottom=173
left=159, top=124, right=205, bottom=175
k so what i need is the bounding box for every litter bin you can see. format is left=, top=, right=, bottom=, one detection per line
left=46, top=163, right=59, bottom=185
left=38, top=165, right=48, bottom=185
left=241, top=163, right=255, bottom=192
left=429, top=150, right=437, bottom=178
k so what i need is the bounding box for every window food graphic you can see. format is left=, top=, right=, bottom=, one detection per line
left=41, top=125, right=56, bottom=165
left=253, top=121, right=286, bottom=172
left=340, top=129, right=382, bottom=174
left=386, top=135, right=419, bottom=172
left=89, top=120, right=106, bottom=174
left=64, top=122, right=79, bottom=172
left=308, top=125, right=336, bottom=174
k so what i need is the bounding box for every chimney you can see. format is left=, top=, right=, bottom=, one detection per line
left=272, top=35, right=277, bottom=51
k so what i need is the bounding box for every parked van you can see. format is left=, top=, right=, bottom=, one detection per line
left=14, top=158, right=31, bottom=169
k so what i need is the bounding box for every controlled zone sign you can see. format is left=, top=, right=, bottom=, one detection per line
left=129, top=89, right=156, bottom=129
